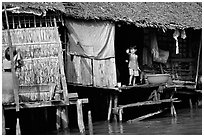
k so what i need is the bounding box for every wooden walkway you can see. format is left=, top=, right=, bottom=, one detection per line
left=2, top=93, right=89, bottom=135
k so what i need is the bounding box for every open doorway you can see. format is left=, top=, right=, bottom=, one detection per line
left=115, top=23, right=144, bottom=85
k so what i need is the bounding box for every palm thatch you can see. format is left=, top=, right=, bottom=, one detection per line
left=2, top=2, right=201, bottom=30
left=63, top=2, right=202, bottom=30
left=3, top=2, right=65, bottom=16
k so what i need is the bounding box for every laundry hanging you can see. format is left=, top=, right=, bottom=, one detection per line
left=173, top=29, right=180, bottom=54
left=150, top=32, right=169, bottom=64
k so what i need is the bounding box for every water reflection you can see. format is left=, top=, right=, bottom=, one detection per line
left=171, top=117, right=177, bottom=124
left=101, top=108, right=201, bottom=135
left=49, top=108, right=202, bottom=135
left=108, top=122, right=124, bottom=134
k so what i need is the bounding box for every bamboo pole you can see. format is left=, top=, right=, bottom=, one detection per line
left=12, top=14, right=15, bottom=29
left=127, top=108, right=167, bottom=123
left=61, top=106, right=69, bottom=130
left=170, top=94, right=177, bottom=117
left=195, top=36, right=202, bottom=86
left=88, top=110, right=93, bottom=135
left=91, top=59, right=94, bottom=86
left=18, top=15, right=21, bottom=28
left=113, top=94, right=118, bottom=122
left=119, top=108, right=123, bottom=122
left=107, top=95, right=112, bottom=121
left=54, top=18, right=69, bottom=104
left=76, top=99, right=85, bottom=134
left=4, top=4, right=21, bottom=135
left=56, top=106, right=62, bottom=131
left=34, top=16, right=36, bottom=27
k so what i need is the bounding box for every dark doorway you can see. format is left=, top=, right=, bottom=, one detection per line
left=115, top=23, right=144, bottom=85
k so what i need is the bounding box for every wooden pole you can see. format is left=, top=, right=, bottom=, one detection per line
left=113, top=94, right=118, bottom=122
left=195, top=35, right=202, bottom=86
left=56, top=106, right=62, bottom=131
left=107, top=95, right=112, bottom=121
left=54, top=18, right=69, bottom=104
left=76, top=99, right=85, bottom=134
left=88, top=110, right=93, bottom=135
left=91, top=59, right=94, bottom=86
left=4, top=4, right=21, bottom=135
left=119, top=108, right=123, bottom=122
left=127, top=109, right=167, bottom=123
left=189, top=98, right=193, bottom=109
left=160, top=63, right=164, bottom=74
left=61, top=106, right=69, bottom=130
left=2, top=108, right=6, bottom=135
left=170, top=92, right=177, bottom=117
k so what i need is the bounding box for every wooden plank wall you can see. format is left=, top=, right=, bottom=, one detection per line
left=93, top=58, right=117, bottom=87
left=66, top=55, right=117, bottom=87
left=66, top=55, right=93, bottom=85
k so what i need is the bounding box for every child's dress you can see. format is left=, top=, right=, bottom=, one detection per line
left=128, top=54, right=139, bottom=76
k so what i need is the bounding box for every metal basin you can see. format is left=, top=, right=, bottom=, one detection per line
left=146, top=74, right=170, bottom=84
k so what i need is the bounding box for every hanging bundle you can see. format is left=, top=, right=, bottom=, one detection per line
left=181, top=29, right=187, bottom=39
left=173, top=29, right=180, bottom=54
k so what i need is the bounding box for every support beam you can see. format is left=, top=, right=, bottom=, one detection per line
left=107, top=95, right=113, bottom=122
left=61, top=106, right=69, bottom=130
left=76, top=99, right=85, bottom=134
left=170, top=102, right=177, bottom=117
left=88, top=111, right=93, bottom=135
left=119, top=108, right=123, bottom=122
left=113, top=94, right=118, bottom=122
left=56, top=107, right=62, bottom=131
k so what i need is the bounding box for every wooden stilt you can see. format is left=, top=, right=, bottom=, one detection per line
left=189, top=98, right=193, bottom=109
left=16, top=116, right=21, bottom=135
left=61, top=106, right=69, bottom=130
left=113, top=94, right=118, bottom=122
left=119, top=108, right=123, bottom=122
left=2, top=108, right=6, bottom=135
left=170, top=100, right=177, bottom=117
left=56, top=107, right=62, bottom=131
left=88, top=111, right=93, bottom=135
left=107, top=95, right=113, bottom=122
left=76, top=99, right=85, bottom=134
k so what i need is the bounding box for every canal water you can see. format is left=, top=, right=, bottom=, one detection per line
left=54, top=108, right=202, bottom=135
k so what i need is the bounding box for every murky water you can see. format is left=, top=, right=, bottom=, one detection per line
left=56, top=108, right=202, bottom=135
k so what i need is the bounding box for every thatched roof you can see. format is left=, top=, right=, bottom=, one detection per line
left=63, top=2, right=202, bottom=30
left=2, top=2, right=65, bottom=16
left=2, top=2, right=202, bottom=30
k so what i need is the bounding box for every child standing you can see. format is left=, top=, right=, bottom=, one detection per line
left=126, top=46, right=140, bottom=85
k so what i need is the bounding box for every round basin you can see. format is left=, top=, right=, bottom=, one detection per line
left=146, top=74, right=170, bottom=84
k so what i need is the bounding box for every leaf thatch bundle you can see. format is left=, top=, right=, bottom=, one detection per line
left=3, top=2, right=201, bottom=29
left=3, top=2, right=65, bottom=16
left=63, top=2, right=202, bottom=30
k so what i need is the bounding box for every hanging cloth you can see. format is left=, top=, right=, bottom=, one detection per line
left=150, top=32, right=169, bottom=64
left=65, top=19, right=115, bottom=59
left=173, top=29, right=180, bottom=54
left=181, top=29, right=187, bottom=39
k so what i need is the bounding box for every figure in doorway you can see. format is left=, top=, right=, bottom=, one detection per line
left=126, top=46, right=140, bottom=86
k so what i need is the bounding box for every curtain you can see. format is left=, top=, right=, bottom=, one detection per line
left=65, top=19, right=115, bottom=59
